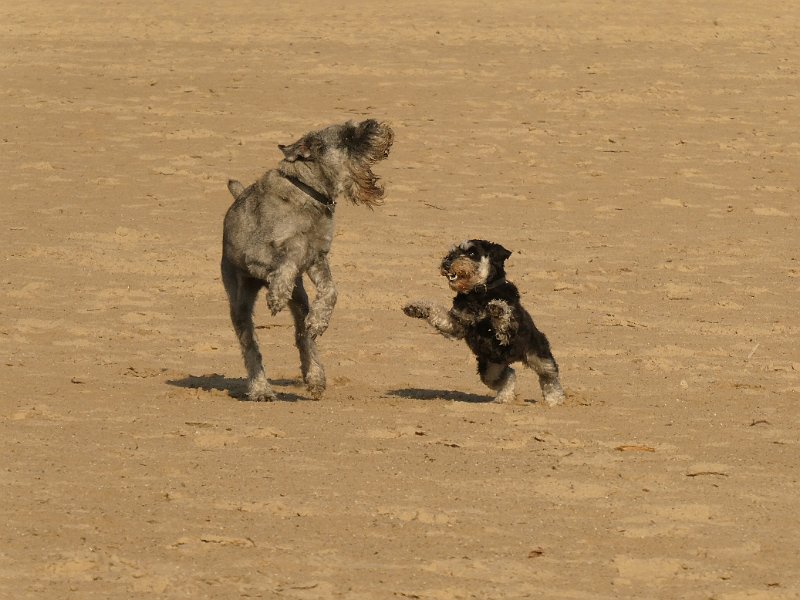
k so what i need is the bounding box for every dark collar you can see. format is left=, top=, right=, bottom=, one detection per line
left=473, top=277, right=507, bottom=295
left=284, top=175, right=335, bottom=212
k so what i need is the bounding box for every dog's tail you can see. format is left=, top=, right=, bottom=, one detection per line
left=227, top=179, right=245, bottom=199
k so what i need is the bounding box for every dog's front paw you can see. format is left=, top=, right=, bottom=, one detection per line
left=267, top=292, right=289, bottom=316
left=487, top=300, right=513, bottom=345
left=403, top=302, right=430, bottom=319
left=305, top=314, right=329, bottom=339
left=486, top=299, right=509, bottom=319
left=494, top=331, right=512, bottom=346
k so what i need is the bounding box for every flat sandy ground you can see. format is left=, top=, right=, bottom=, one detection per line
left=2, top=1, right=799, bottom=598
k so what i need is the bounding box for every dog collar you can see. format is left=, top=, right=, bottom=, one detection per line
left=473, top=277, right=507, bottom=295
left=284, top=175, right=336, bottom=212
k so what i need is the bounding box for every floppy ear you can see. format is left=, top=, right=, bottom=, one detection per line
left=489, top=243, right=512, bottom=265
left=278, top=141, right=312, bottom=162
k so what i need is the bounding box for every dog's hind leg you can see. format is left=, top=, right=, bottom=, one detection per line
left=478, top=359, right=517, bottom=404
left=289, top=276, right=326, bottom=399
left=524, top=343, right=565, bottom=407
left=222, top=259, right=277, bottom=401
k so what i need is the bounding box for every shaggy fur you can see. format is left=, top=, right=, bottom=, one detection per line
left=403, top=239, right=565, bottom=406
left=222, top=119, right=394, bottom=401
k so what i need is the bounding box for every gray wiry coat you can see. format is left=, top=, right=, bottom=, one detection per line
left=223, top=170, right=334, bottom=289
left=220, top=119, right=393, bottom=401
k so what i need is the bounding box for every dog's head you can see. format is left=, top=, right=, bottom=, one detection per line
left=440, top=240, right=512, bottom=294
left=278, top=119, right=394, bottom=208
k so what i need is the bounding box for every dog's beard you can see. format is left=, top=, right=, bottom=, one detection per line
left=343, top=162, right=385, bottom=207
left=351, top=121, right=394, bottom=163
left=342, top=122, right=393, bottom=207
left=443, top=256, right=490, bottom=293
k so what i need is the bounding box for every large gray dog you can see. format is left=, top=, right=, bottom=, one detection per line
left=222, top=120, right=394, bottom=401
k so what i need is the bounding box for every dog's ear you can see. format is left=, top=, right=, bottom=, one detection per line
left=488, top=242, right=512, bottom=265
left=278, top=141, right=313, bottom=162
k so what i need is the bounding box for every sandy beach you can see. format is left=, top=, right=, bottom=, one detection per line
left=2, top=1, right=799, bottom=598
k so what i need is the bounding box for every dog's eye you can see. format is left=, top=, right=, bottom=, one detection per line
left=467, top=249, right=478, bottom=259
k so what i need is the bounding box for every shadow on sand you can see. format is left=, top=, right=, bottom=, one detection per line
left=166, top=373, right=307, bottom=402
left=386, top=387, right=493, bottom=404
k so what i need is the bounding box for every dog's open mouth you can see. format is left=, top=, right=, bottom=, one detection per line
left=441, top=258, right=478, bottom=290
left=444, top=271, right=469, bottom=290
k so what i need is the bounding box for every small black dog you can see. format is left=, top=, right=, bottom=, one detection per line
left=403, top=240, right=565, bottom=405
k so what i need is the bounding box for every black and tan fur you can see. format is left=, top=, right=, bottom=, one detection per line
left=403, top=240, right=565, bottom=405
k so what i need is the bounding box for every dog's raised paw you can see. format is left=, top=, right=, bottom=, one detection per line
left=403, top=302, right=430, bottom=319
left=494, top=332, right=512, bottom=346
left=486, top=299, right=509, bottom=318
left=305, top=325, right=326, bottom=340
left=305, top=315, right=329, bottom=339
left=267, top=293, right=288, bottom=316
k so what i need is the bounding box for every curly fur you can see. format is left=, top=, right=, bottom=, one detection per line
left=404, top=239, right=565, bottom=406
left=222, top=119, right=393, bottom=401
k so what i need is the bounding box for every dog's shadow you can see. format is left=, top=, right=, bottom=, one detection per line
left=387, top=387, right=494, bottom=403
left=166, top=373, right=306, bottom=402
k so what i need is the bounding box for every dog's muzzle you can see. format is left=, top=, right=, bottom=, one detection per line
left=441, top=262, right=458, bottom=281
